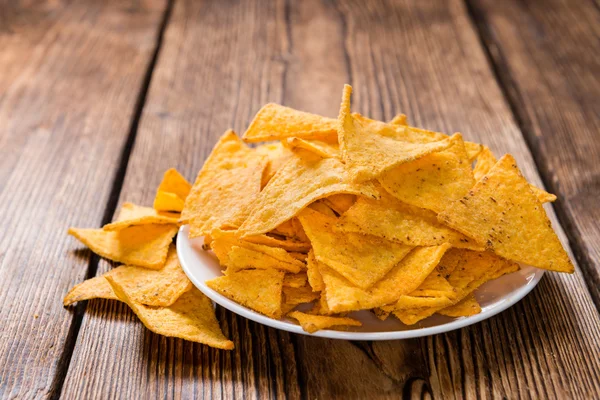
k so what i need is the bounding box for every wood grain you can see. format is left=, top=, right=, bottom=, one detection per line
left=467, top=0, right=600, bottom=308
left=60, top=0, right=600, bottom=398
left=0, top=1, right=167, bottom=399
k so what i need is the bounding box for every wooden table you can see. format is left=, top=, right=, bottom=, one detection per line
left=1, top=0, right=599, bottom=398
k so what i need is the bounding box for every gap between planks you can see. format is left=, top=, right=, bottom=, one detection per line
left=47, top=1, right=176, bottom=399
left=462, top=0, right=600, bottom=313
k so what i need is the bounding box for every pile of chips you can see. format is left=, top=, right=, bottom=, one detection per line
left=66, top=84, right=573, bottom=346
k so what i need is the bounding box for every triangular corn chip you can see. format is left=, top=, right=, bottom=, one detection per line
left=284, top=272, right=308, bottom=288
left=287, top=311, right=361, bottom=333
left=322, top=194, right=356, bottom=215
left=255, top=142, right=295, bottom=188
left=237, top=151, right=379, bottom=237
left=474, top=146, right=556, bottom=203
left=438, top=155, right=573, bottom=273
left=338, top=85, right=454, bottom=182
left=409, top=270, right=457, bottom=299
left=227, top=245, right=303, bottom=273
left=156, top=168, right=192, bottom=200
left=438, top=294, right=481, bottom=317
left=154, top=191, right=185, bottom=212
left=63, top=276, right=117, bottom=306
left=378, top=133, right=475, bottom=213
left=389, top=113, right=408, bottom=126
left=243, top=103, right=338, bottom=143
left=283, top=284, right=320, bottom=305
left=182, top=130, right=267, bottom=236
left=320, top=244, right=451, bottom=313
left=242, top=234, right=311, bottom=252
left=336, top=189, right=482, bottom=250
left=68, top=224, right=177, bottom=269
left=206, top=269, right=285, bottom=319
left=106, top=277, right=234, bottom=349
left=306, top=250, right=325, bottom=292
left=307, top=200, right=337, bottom=217
left=284, top=137, right=340, bottom=158
left=298, top=209, right=412, bottom=289
left=393, top=295, right=453, bottom=310
left=103, top=203, right=180, bottom=231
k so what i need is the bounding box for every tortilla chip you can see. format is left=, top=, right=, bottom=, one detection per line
left=272, top=219, right=297, bottom=238
left=372, top=307, right=391, bottom=321
left=154, top=191, right=185, bottom=212
left=336, top=189, right=482, bottom=249
left=289, top=252, right=308, bottom=262
left=323, top=194, right=356, bottom=215
left=238, top=151, right=379, bottom=237
left=306, top=250, right=325, bottom=292
left=298, top=209, right=413, bottom=289
left=243, top=234, right=311, bottom=252
left=206, top=269, right=284, bottom=319
left=68, top=224, right=177, bottom=269
left=156, top=168, right=191, bottom=199
left=438, top=294, right=481, bottom=317
left=320, top=244, right=451, bottom=313
left=255, top=142, right=295, bottom=188
left=63, top=276, right=117, bottom=306
left=285, top=137, right=340, bottom=158
left=389, top=114, right=408, bottom=126
left=288, top=311, right=361, bottom=333
left=393, top=308, right=436, bottom=326
left=338, top=86, right=454, bottom=182
left=243, top=103, right=338, bottom=143
left=308, top=200, right=337, bottom=217
left=182, top=130, right=267, bottom=236
left=103, top=203, right=180, bottom=231
left=227, top=245, right=303, bottom=273
left=283, top=284, right=320, bottom=305
left=410, top=271, right=457, bottom=300
left=474, top=146, right=556, bottom=203
left=378, top=133, right=475, bottom=213
left=438, top=154, right=573, bottom=273
left=107, top=277, right=233, bottom=349
left=284, top=272, right=308, bottom=288
left=393, top=295, right=453, bottom=310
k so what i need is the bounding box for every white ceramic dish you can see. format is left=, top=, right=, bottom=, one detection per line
left=177, top=225, right=544, bottom=340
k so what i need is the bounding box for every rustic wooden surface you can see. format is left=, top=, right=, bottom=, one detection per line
left=1, top=0, right=599, bottom=399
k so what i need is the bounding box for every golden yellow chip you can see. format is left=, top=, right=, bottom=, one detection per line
left=243, top=234, right=311, bottom=253
left=306, top=250, right=325, bottom=292
left=284, top=272, right=308, bottom=288
left=243, top=103, right=338, bottom=143
left=255, top=142, right=295, bottom=189
left=336, top=189, right=482, bottom=250
left=289, top=252, right=308, bottom=262
left=103, top=202, right=180, bottom=231
left=307, top=200, right=337, bottom=217
left=393, top=308, right=435, bottom=326
left=389, top=113, right=408, bottom=126
left=284, top=137, right=340, bottom=158
left=107, top=277, right=234, bottom=349
left=227, top=245, right=303, bottom=273
left=338, top=85, right=454, bottom=182
left=287, top=311, right=361, bottom=333
left=283, top=284, right=320, bottom=305
left=438, top=155, right=573, bottom=273
left=206, top=269, right=284, bottom=319
left=378, top=134, right=475, bottom=213
left=372, top=307, right=391, bottom=321
left=320, top=244, right=451, bottom=313
left=182, top=130, right=267, bottom=236
left=63, top=276, right=117, bottom=306
left=156, top=168, right=191, bottom=200
left=238, top=151, right=379, bottom=237
left=322, top=194, right=356, bottom=215
left=410, top=271, right=457, bottom=299
left=438, top=294, right=481, bottom=317
left=69, top=224, right=177, bottom=269
left=154, top=191, right=185, bottom=212
left=475, top=146, right=556, bottom=203
left=393, top=295, right=453, bottom=310
left=298, top=209, right=413, bottom=289
left=271, top=219, right=297, bottom=238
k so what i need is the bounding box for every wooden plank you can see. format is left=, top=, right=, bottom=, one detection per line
left=62, top=0, right=600, bottom=398
left=466, top=0, right=600, bottom=308
left=0, top=1, right=167, bottom=398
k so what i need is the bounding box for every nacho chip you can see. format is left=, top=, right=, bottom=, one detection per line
left=107, top=277, right=233, bottom=349
left=283, top=284, right=320, bottom=305
left=182, top=130, right=267, bottom=236
left=393, top=308, right=436, bottom=326
left=227, top=245, right=303, bottom=273
left=68, top=224, right=177, bottom=269
left=63, top=276, right=117, bottom=306
left=255, top=142, right=295, bottom=188
left=306, top=250, right=325, bottom=292
left=438, top=294, right=481, bottom=317
left=389, top=114, right=408, bottom=126
left=338, top=86, right=454, bottom=182
left=298, top=209, right=413, bottom=289
left=206, top=269, right=285, bottom=319
left=156, top=168, right=191, bottom=199
left=410, top=271, right=457, bottom=299
left=238, top=151, right=379, bottom=237
left=103, top=202, right=180, bottom=231
left=154, top=191, right=185, bottom=212
left=243, top=234, right=311, bottom=252
left=474, top=146, right=556, bottom=203
left=323, top=194, right=356, bottom=215
left=336, top=189, right=481, bottom=249
left=372, top=307, right=391, bottom=321
left=272, top=219, right=297, bottom=238
left=288, top=311, right=361, bottom=333
left=320, top=244, right=451, bottom=313
left=285, top=137, right=340, bottom=158
left=378, top=133, right=475, bottom=213
left=438, top=155, right=573, bottom=273
left=243, top=103, right=338, bottom=143
left=308, top=200, right=337, bottom=217
left=393, top=295, right=453, bottom=310
left=284, top=272, right=308, bottom=288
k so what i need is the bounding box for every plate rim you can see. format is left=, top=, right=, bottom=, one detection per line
left=177, top=225, right=544, bottom=340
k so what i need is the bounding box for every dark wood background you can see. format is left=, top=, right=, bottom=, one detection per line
left=1, top=0, right=598, bottom=398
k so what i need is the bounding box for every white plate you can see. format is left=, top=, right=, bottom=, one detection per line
left=177, top=225, right=544, bottom=340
